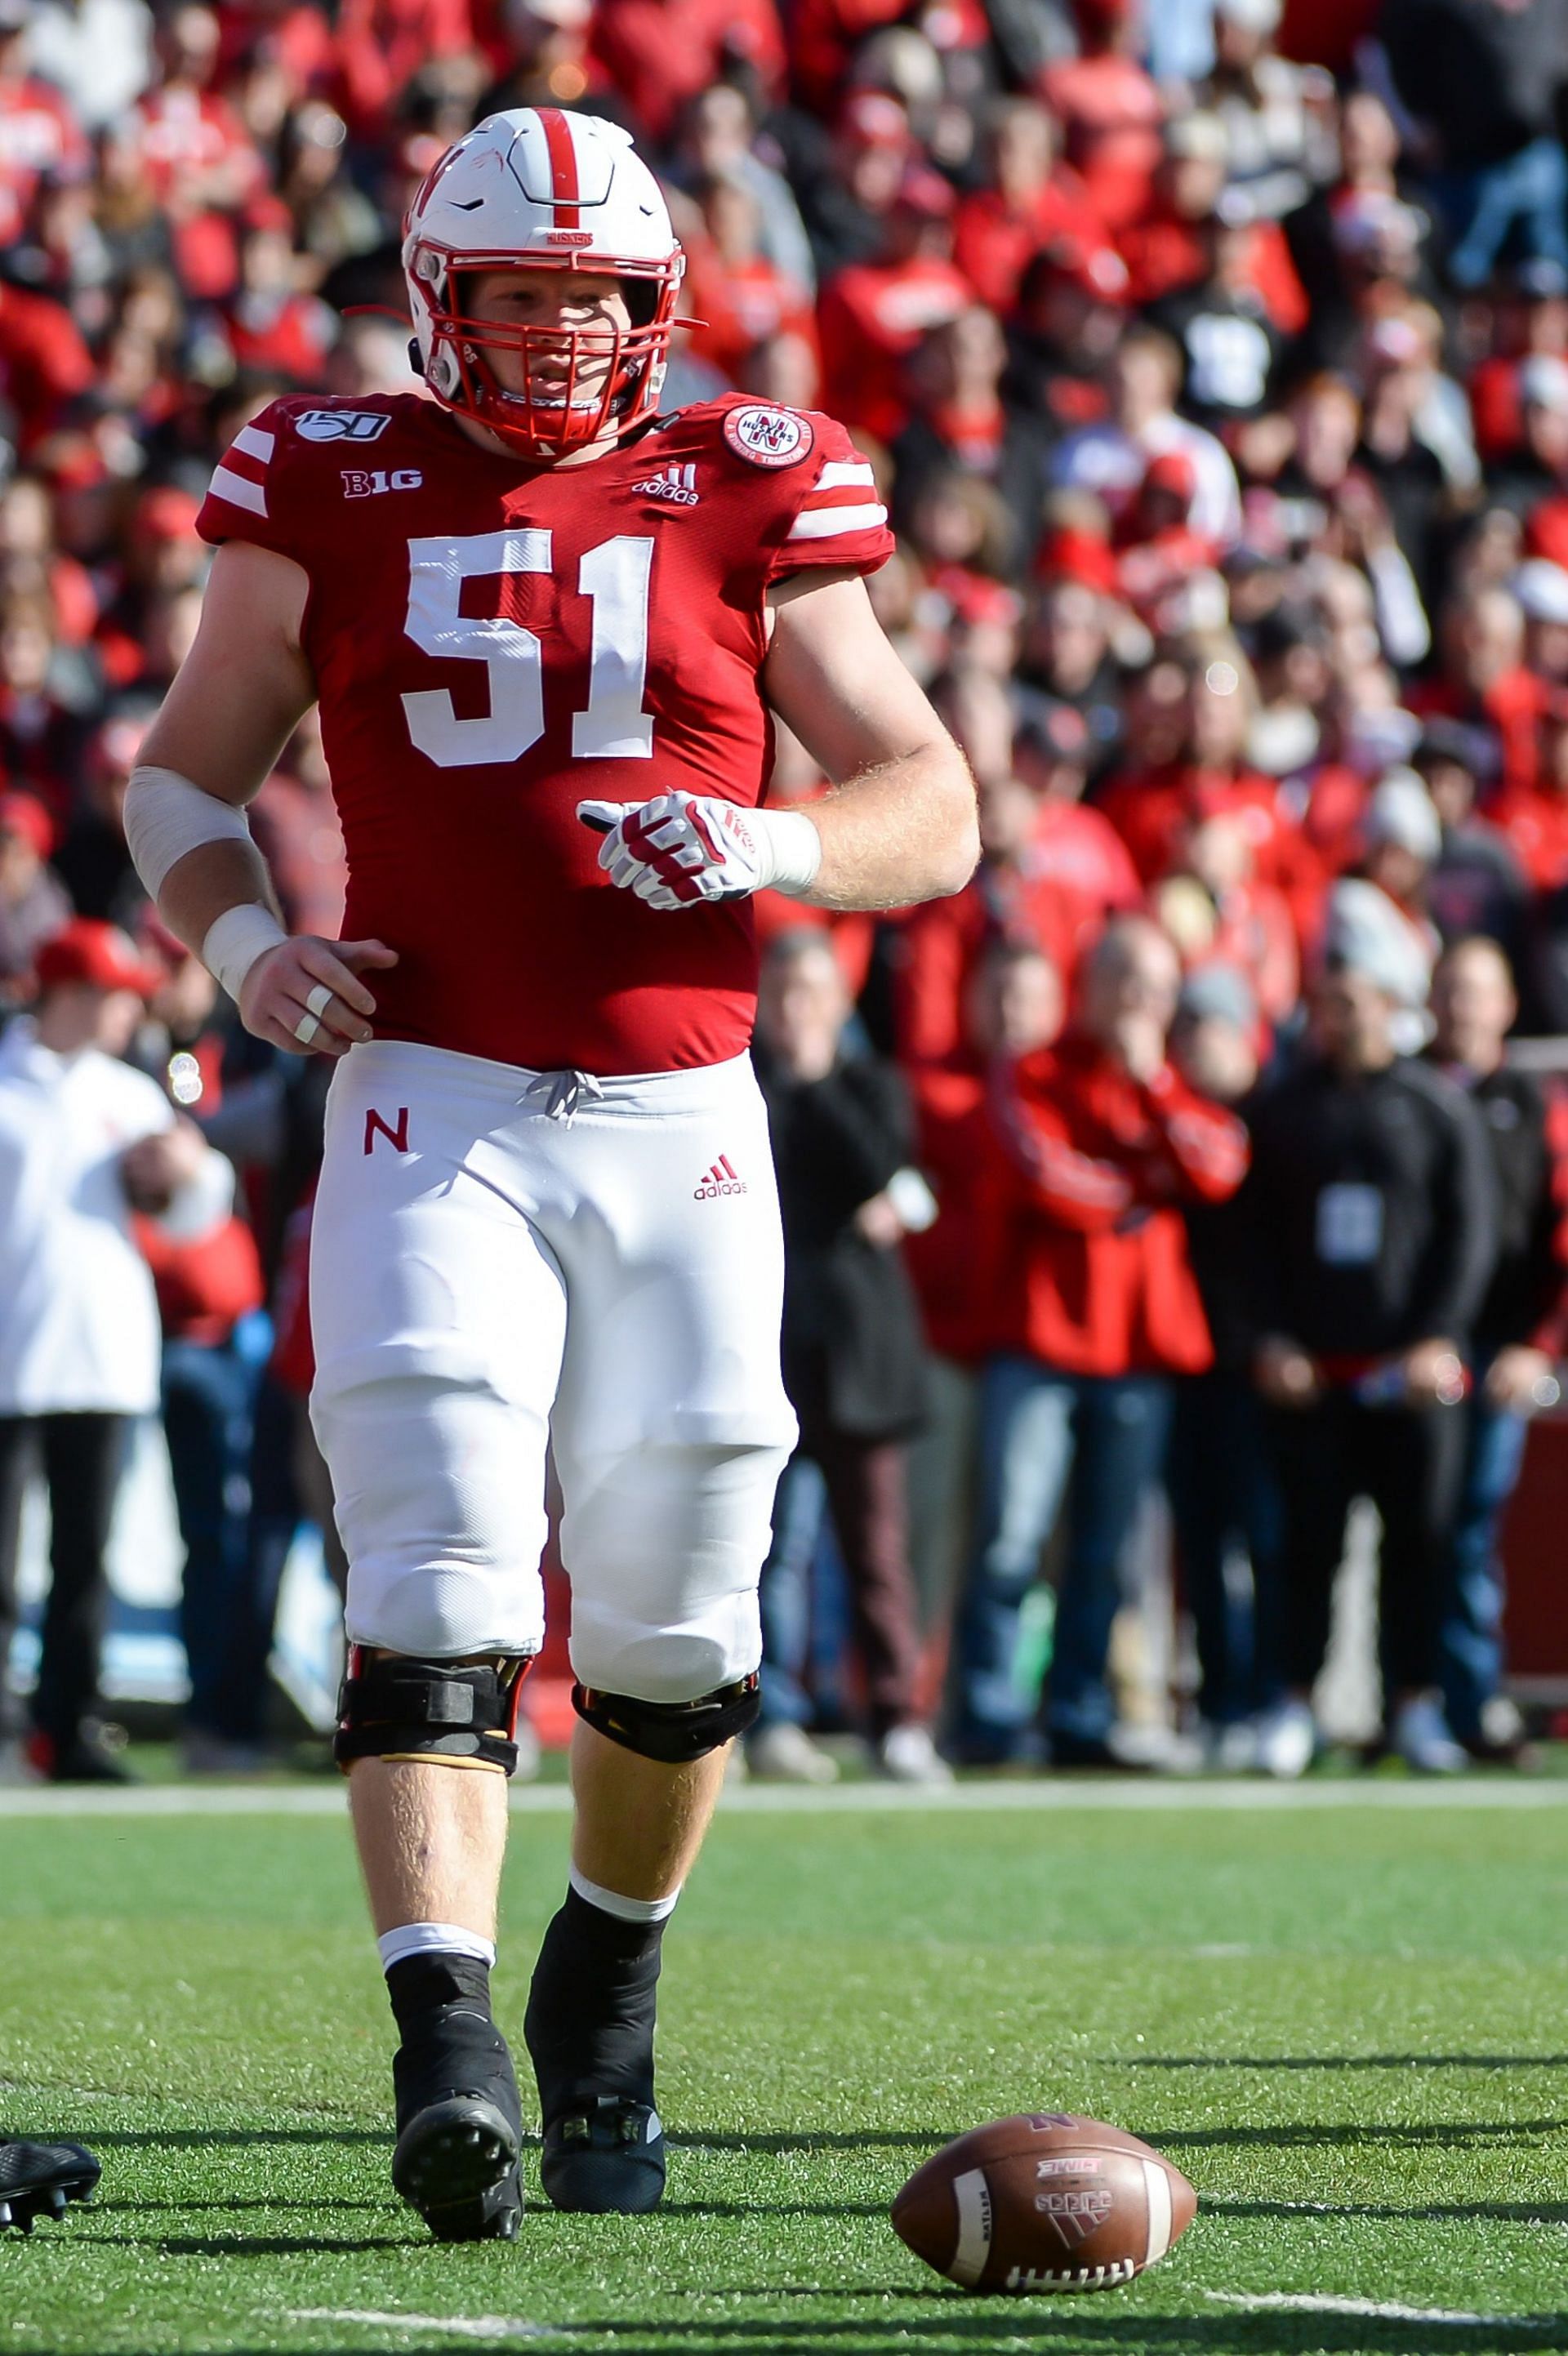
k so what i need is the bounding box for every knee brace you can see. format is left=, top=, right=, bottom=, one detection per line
left=572, top=1672, right=760, bottom=1765
left=334, top=1646, right=532, bottom=1775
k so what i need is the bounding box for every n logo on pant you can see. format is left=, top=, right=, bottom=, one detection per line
left=364, top=1107, right=410, bottom=1156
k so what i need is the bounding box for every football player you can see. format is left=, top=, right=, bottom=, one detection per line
left=127, top=108, right=976, bottom=2242
left=0, top=2136, right=100, bottom=2233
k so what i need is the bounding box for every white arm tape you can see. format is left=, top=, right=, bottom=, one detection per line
left=755, top=807, right=822, bottom=898
left=124, top=764, right=256, bottom=898
left=203, top=902, right=287, bottom=1004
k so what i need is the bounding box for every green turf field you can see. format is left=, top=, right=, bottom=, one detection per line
left=2, top=1784, right=1566, bottom=2356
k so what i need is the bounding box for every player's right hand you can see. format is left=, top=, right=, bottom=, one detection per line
left=577, top=794, right=769, bottom=909
left=238, top=935, right=399, bottom=1058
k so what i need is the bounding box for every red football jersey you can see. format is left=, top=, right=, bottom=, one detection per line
left=197, top=390, right=893, bottom=1074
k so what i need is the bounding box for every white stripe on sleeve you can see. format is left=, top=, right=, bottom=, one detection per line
left=210, top=464, right=269, bottom=518
left=231, top=423, right=276, bottom=464
left=813, top=460, right=877, bottom=492
left=786, top=501, right=888, bottom=541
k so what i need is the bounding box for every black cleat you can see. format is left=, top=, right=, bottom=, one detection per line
left=0, top=2140, right=100, bottom=2233
left=525, top=1886, right=668, bottom=2216
left=540, top=2096, right=666, bottom=2215
left=392, top=2100, right=522, bottom=2242
left=391, top=2004, right=523, bottom=2242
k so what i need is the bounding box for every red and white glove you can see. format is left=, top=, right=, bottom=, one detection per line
left=577, top=793, right=821, bottom=911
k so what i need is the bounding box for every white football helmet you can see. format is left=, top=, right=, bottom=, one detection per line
left=403, top=108, right=685, bottom=461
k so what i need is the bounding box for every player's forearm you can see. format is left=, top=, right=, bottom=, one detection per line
left=123, top=742, right=290, bottom=994
left=155, top=837, right=285, bottom=961
left=795, top=741, right=978, bottom=912
left=129, top=797, right=291, bottom=1011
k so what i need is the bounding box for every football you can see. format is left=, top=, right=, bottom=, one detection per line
left=891, top=2112, right=1196, bottom=2295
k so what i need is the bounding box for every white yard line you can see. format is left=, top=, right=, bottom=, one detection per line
left=293, top=2295, right=1568, bottom=2340
left=2, top=1776, right=1568, bottom=1818
left=710, top=1777, right=1568, bottom=1813
left=1205, top=2291, right=1557, bottom=2326
left=287, top=2312, right=558, bottom=2343
left=0, top=1783, right=357, bottom=1817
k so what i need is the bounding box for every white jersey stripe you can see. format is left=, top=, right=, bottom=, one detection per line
left=211, top=464, right=269, bottom=518
left=786, top=501, right=888, bottom=542
left=231, top=423, right=276, bottom=464
left=813, top=461, right=876, bottom=492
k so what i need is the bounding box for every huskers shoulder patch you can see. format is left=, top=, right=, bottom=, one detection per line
left=722, top=404, right=814, bottom=470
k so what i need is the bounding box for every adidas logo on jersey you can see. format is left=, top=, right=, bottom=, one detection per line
left=634, top=463, right=699, bottom=506
left=694, top=1154, right=746, bottom=1199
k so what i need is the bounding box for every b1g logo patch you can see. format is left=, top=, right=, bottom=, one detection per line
left=723, top=404, right=814, bottom=470
left=294, top=408, right=391, bottom=443
left=341, top=467, right=423, bottom=497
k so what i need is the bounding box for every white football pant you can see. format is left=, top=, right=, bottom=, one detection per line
left=309, top=1041, right=796, bottom=1700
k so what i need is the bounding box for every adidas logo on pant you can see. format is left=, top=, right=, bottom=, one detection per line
left=694, top=1154, right=746, bottom=1199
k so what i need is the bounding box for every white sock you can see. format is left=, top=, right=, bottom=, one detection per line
left=568, top=1864, right=681, bottom=1925
left=376, top=1921, right=497, bottom=1973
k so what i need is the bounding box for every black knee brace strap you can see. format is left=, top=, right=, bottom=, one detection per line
left=334, top=1649, right=532, bottom=1775
left=572, top=1672, right=760, bottom=1764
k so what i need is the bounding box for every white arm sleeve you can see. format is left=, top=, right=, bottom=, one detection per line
left=123, top=764, right=256, bottom=897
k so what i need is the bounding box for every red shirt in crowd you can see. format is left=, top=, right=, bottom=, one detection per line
left=1468, top=354, right=1529, bottom=465
left=904, top=1062, right=1009, bottom=1363
left=1098, top=761, right=1301, bottom=899
left=897, top=808, right=1142, bottom=1067
left=333, top=0, right=475, bottom=134
left=682, top=247, right=819, bottom=388
left=217, top=2, right=337, bottom=96
left=1036, top=52, right=1163, bottom=235
left=1410, top=665, right=1547, bottom=796
left=786, top=0, right=986, bottom=112
left=136, top=1212, right=265, bottom=1347
left=817, top=255, right=972, bottom=445
left=987, top=1031, right=1250, bottom=1375
left=0, top=73, right=89, bottom=247
left=590, top=0, right=786, bottom=143
left=1282, top=758, right=1367, bottom=884
left=129, top=84, right=265, bottom=298
left=953, top=172, right=1113, bottom=315
left=1489, top=785, right=1568, bottom=890
left=1115, top=526, right=1220, bottom=625
left=1526, top=495, right=1568, bottom=571
left=0, top=285, right=94, bottom=453
left=225, top=290, right=338, bottom=382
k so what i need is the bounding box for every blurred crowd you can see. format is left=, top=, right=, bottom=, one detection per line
left=2, top=0, right=1568, bottom=1782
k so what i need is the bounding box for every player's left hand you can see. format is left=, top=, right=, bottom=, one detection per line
left=577, top=794, right=770, bottom=911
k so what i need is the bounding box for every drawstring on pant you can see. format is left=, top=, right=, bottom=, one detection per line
left=524, top=1068, right=606, bottom=1125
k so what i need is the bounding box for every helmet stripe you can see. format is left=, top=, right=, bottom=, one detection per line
left=537, top=107, right=581, bottom=229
